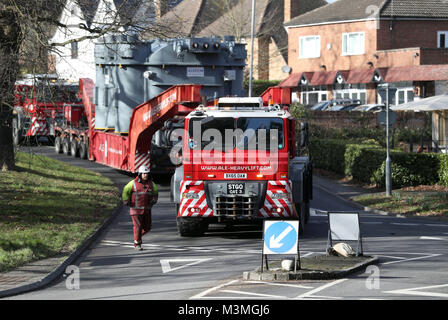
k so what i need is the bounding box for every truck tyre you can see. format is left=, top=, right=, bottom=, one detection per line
left=62, top=138, right=70, bottom=155
left=295, top=203, right=306, bottom=235
left=176, top=217, right=208, bottom=237
left=54, top=136, right=63, bottom=154
left=304, top=201, right=310, bottom=224
left=70, top=140, right=79, bottom=157
left=79, top=142, right=88, bottom=159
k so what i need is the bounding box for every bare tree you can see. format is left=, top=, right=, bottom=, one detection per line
left=0, top=0, right=179, bottom=172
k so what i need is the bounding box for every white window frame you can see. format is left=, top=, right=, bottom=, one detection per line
left=299, top=35, right=321, bottom=59
left=438, top=31, right=448, bottom=48
left=342, top=32, right=365, bottom=56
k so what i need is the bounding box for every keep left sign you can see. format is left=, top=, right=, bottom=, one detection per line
left=263, top=220, right=299, bottom=255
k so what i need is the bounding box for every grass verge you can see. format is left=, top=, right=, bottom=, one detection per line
left=0, top=152, right=120, bottom=272
left=353, top=185, right=448, bottom=218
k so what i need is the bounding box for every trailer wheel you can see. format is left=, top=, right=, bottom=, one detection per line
left=54, top=136, right=63, bottom=154
left=176, top=217, right=208, bottom=237
left=70, top=141, right=79, bottom=157
left=62, top=138, right=70, bottom=155
left=79, top=142, right=88, bottom=159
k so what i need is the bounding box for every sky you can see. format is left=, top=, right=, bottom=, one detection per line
left=326, top=0, right=338, bottom=3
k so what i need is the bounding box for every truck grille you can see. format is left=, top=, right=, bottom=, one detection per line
left=214, top=195, right=258, bottom=218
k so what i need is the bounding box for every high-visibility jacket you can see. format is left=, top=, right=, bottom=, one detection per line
left=122, top=177, right=158, bottom=215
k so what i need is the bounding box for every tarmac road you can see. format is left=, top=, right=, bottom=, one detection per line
left=6, top=145, right=448, bottom=300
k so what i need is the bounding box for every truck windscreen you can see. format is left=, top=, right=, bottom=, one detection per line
left=35, top=85, right=81, bottom=103
left=188, top=117, right=284, bottom=151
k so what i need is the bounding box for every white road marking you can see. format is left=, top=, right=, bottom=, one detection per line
left=244, top=281, right=314, bottom=289
left=294, top=279, right=347, bottom=299
left=391, top=223, right=419, bottom=226
left=160, top=258, right=212, bottom=273
left=190, top=280, right=239, bottom=299
left=381, top=253, right=442, bottom=265
left=221, top=289, right=287, bottom=299
left=420, top=236, right=447, bottom=241
left=384, top=284, right=448, bottom=298
left=424, top=224, right=448, bottom=227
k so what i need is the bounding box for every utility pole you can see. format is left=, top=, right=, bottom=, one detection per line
left=248, top=0, right=255, bottom=97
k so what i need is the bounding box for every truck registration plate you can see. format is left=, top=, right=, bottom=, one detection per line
left=227, top=183, right=245, bottom=195
left=224, top=173, right=247, bottom=179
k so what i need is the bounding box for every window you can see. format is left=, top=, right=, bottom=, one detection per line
left=71, top=41, right=78, bottom=59
left=342, top=32, right=365, bottom=56
left=438, top=31, right=448, bottom=48
left=299, top=35, right=320, bottom=58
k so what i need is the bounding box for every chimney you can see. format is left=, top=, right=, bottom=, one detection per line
left=284, top=0, right=300, bottom=23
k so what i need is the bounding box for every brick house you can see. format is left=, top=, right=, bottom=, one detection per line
left=280, top=0, right=448, bottom=107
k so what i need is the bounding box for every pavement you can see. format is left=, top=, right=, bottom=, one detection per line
left=0, top=173, right=416, bottom=298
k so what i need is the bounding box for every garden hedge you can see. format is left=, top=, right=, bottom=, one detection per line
left=309, top=139, right=448, bottom=188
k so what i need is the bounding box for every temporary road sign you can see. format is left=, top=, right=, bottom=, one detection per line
left=263, top=220, right=299, bottom=255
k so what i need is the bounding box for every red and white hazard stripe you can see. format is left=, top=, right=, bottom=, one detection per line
left=178, top=180, right=212, bottom=218
left=134, top=152, right=151, bottom=172
left=27, top=117, right=49, bottom=136
left=259, top=180, right=295, bottom=218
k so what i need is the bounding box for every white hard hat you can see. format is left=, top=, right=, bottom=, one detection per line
left=138, top=165, right=150, bottom=174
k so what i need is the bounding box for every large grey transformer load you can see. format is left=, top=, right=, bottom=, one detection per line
left=93, top=35, right=246, bottom=133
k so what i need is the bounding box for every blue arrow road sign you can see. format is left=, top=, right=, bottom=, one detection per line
left=263, top=220, right=299, bottom=255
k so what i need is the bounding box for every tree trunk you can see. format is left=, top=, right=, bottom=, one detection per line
left=0, top=7, right=23, bottom=171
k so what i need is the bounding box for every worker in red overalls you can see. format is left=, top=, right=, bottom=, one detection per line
left=122, top=165, right=158, bottom=251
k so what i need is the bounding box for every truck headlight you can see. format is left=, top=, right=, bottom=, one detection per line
left=182, top=193, right=199, bottom=199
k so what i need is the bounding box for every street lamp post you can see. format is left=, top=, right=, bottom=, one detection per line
left=385, top=84, right=392, bottom=197
left=248, top=0, right=255, bottom=97
left=378, top=83, right=396, bottom=197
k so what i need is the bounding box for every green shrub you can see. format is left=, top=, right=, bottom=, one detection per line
left=310, top=138, right=448, bottom=188
left=440, top=155, right=448, bottom=187
left=243, top=79, right=281, bottom=97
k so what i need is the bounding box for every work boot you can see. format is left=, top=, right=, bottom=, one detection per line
left=134, top=241, right=143, bottom=251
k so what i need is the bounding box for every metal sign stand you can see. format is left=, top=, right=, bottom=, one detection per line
left=261, top=220, right=301, bottom=273
left=327, top=212, right=363, bottom=256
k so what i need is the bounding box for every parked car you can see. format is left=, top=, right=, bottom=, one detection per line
left=327, top=99, right=361, bottom=111
left=310, top=101, right=332, bottom=111
left=352, top=104, right=385, bottom=112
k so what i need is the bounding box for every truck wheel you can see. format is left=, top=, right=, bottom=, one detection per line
left=54, top=136, right=63, bottom=154
left=70, top=141, right=79, bottom=157
left=176, top=217, right=208, bottom=237
left=62, top=138, right=70, bottom=155
left=304, top=201, right=310, bottom=224
left=295, top=203, right=306, bottom=235
left=79, top=142, right=88, bottom=159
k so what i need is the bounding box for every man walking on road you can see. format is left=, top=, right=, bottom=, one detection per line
left=122, top=165, right=158, bottom=251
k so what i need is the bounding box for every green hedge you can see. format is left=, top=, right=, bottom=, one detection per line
left=243, top=80, right=281, bottom=97
left=310, top=139, right=448, bottom=188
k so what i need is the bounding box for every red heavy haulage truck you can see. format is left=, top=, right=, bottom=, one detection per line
left=55, top=80, right=313, bottom=236
left=13, top=74, right=81, bottom=145
left=53, top=36, right=312, bottom=236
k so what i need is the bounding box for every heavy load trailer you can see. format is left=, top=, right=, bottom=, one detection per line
left=54, top=36, right=246, bottom=173
left=12, top=74, right=81, bottom=145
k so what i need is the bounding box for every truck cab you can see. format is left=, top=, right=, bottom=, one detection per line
left=172, top=97, right=312, bottom=236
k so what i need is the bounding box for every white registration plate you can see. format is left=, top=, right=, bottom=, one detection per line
left=224, top=173, right=247, bottom=179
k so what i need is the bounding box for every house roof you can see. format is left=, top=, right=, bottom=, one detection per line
left=381, top=0, right=448, bottom=19
left=278, top=73, right=302, bottom=88
left=285, top=0, right=448, bottom=28
left=285, top=0, right=388, bottom=27
left=78, top=0, right=101, bottom=27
